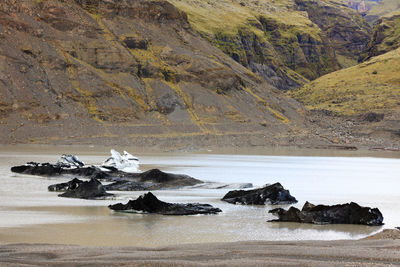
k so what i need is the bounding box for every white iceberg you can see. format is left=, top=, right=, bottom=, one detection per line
left=102, top=149, right=140, bottom=173
left=57, top=154, right=85, bottom=168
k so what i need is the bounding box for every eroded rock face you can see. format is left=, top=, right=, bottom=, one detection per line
left=362, top=13, right=400, bottom=61
left=109, top=192, right=222, bottom=215
left=221, top=183, right=298, bottom=205
left=295, top=0, right=371, bottom=67
left=58, top=178, right=114, bottom=199
left=269, top=201, right=384, bottom=226
left=0, top=0, right=309, bottom=146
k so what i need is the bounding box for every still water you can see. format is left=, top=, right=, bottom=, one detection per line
left=0, top=146, right=399, bottom=247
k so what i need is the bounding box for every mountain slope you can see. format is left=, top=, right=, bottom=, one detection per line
left=0, top=0, right=312, bottom=147
left=169, top=0, right=371, bottom=90
left=362, top=11, right=400, bottom=60
left=290, top=47, right=400, bottom=115
left=290, top=48, right=400, bottom=145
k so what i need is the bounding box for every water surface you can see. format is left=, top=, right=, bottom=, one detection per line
left=0, top=147, right=399, bottom=247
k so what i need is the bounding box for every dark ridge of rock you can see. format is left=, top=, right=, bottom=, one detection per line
left=11, top=163, right=99, bottom=177
left=221, top=183, right=298, bottom=205
left=58, top=178, right=114, bottom=199
left=48, top=178, right=83, bottom=192
left=11, top=162, right=203, bottom=190
left=360, top=112, right=384, bottom=123
left=269, top=201, right=384, bottom=226
left=309, top=145, right=358, bottom=151
left=294, top=0, right=372, bottom=67
left=138, top=169, right=201, bottom=187
left=109, top=192, right=222, bottom=215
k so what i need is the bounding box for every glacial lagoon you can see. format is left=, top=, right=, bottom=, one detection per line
left=0, top=146, right=399, bottom=247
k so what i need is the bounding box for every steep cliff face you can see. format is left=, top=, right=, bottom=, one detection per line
left=170, top=0, right=372, bottom=91
left=294, top=0, right=372, bottom=67
left=0, top=0, right=311, bottom=146
left=169, top=0, right=341, bottom=91
left=365, top=0, right=400, bottom=23
left=362, top=11, right=400, bottom=60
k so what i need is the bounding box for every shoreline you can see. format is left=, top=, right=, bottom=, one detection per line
left=2, top=231, right=400, bottom=266
left=1, top=143, right=399, bottom=158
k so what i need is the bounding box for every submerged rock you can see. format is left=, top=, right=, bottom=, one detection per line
left=221, top=183, right=297, bottom=205
left=48, top=178, right=83, bottom=192
left=269, top=201, right=384, bottom=226
left=187, top=182, right=253, bottom=189
left=109, top=192, right=222, bottom=215
left=58, top=178, right=114, bottom=199
left=104, top=180, right=151, bottom=191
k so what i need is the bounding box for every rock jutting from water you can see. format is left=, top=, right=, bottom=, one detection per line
left=58, top=178, right=114, bottom=200
left=221, top=182, right=298, bottom=205
left=109, top=192, right=222, bottom=215
left=11, top=161, right=203, bottom=190
left=48, top=178, right=84, bottom=192
left=268, top=201, right=384, bottom=226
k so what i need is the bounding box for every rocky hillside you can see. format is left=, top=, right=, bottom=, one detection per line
left=290, top=47, right=400, bottom=146
left=362, top=11, right=400, bottom=60
left=170, top=0, right=371, bottom=91
left=0, top=0, right=316, bottom=147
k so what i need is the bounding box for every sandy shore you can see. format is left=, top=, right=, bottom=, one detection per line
left=2, top=231, right=400, bottom=266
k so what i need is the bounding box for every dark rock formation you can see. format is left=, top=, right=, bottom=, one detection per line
left=11, top=162, right=100, bottom=177
left=221, top=183, right=297, bottom=205
left=295, top=0, right=371, bottom=67
left=58, top=178, right=114, bottom=199
left=360, top=112, right=384, bottom=122
left=269, top=201, right=384, bottom=226
left=48, top=178, right=83, bottom=192
left=11, top=162, right=203, bottom=190
left=109, top=192, right=222, bottom=215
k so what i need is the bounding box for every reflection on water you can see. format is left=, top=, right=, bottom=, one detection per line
left=0, top=147, right=398, bottom=247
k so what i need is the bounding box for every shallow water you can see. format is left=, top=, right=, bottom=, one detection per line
left=0, top=147, right=399, bottom=247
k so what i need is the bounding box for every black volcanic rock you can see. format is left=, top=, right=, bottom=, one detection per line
left=269, top=201, right=384, bottom=226
left=58, top=178, right=114, bottom=199
left=221, top=183, right=297, bottom=205
left=109, top=192, right=222, bottom=215
left=11, top=162, right=99, bottom=177
left=11, top=162, right=203, bottom=190
left=48, top=178, right=83, bottom=192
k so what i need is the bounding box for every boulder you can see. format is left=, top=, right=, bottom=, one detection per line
left=48, top=178, right=83, bottom=192
left=269, top=201, right=384, bottom=226
left=221, top=183, right=297, bottom=205
left=109, top=192, right=222, bottom=215
left=58, top=178, right=114, bottom=199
